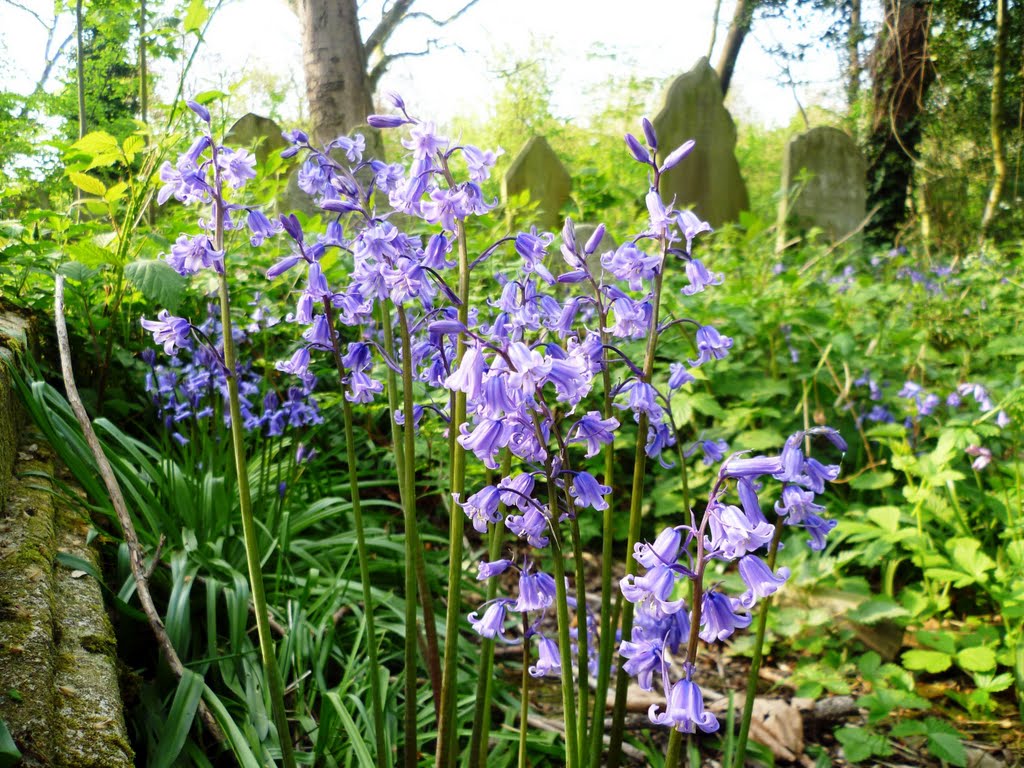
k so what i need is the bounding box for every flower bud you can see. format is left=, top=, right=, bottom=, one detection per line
left=624, top=133, right=651, bottom=164
left=660, top=139, right=696, bottom=172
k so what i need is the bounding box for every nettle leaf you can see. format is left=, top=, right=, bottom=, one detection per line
left=924, top=719, right=966, bottom=767
left=956, top=646, right=996, bottom=672
left=835, top=726, right=892, bottom=763
left=851, top=471, right=896, bottom=490
left=67, top=240, right=115, bottom=267
left=58, top=261, right=99, bottom=282
left=902, top=649, right=952, bottom=673
left=67, top=171, right=107, bottom=197
left=125, top=259, right=186, bottom=311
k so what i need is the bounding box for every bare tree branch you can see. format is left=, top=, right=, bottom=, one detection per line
left=1, top=0, right=49, bottom=29
left=364, top=0, right=415, bottom=58
left=54, top=276, right=225, bottom=744
left=16, top=32, right=74, bottom=120
left=367, top=38, right=467, bottom=89
left=402, top=0, right=482, bottom=29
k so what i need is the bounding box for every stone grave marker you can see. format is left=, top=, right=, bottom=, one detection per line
left=225, top=113, right=288, bottom=164
left=776, top=126, right=866, bottom=247
left=652, top=58, right=749, bottom=227
left=502, top=136, right=572, bottom=231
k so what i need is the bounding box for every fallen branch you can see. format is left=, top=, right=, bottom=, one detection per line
left=54, top=275, right=224, bottom=743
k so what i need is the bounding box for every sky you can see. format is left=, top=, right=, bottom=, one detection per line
left=1, top=0, right=867, bottom=130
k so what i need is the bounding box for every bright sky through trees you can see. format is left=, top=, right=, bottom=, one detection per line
left=1, top=0, right=861, bottom=128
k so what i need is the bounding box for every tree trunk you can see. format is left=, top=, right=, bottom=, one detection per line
left=716, top=0, right=756, bottom=96
left=981, top=0, right=1008, bottom=236
left=863, top=0, right=935, bottom=244
left=295, top=0, right=375, bottom=144
left=846, top=0, right=862, bottom=115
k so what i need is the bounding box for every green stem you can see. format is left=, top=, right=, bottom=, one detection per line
left=518, top=612, right=531, bottom=768
left=733, top=523, right=785, bottom=767
left=470, top=450, right=513, bottom=765
left=437, top=215, right=472, bottom=767
left=587, top=351, right=616, bottom=765
left=546, top=466, right=580, bottom=768
left=665, top=730, right=683, bottom=768
left=607, top=263, right=667, bottom=768
left=212, top=165, right=296, bottom=767
left=397, top=307, right=422, bottom=768
left=568, top=514, right=589, bottom=763
left=322, top=302, right=387, bottom=768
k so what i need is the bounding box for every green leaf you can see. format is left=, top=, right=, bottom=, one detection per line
left=122, top=135, right=145, bottom=162
left=847, top=597, right=909, bottom=625
left=184, top=0, right=209, bottom=32
left=924, top=719, right=966, bottom=767
left=851, top=471, right=896, bottom=490
left=733, top=428, right=784, bottom=451
left=688, top=392, right=725, bottom=419
left=153, top=669, right=205, bottom=768
left=325, top=693, right=375, bottom=768
left=0, top=718, right=21, bottom=768
left=956, top=646, right=996, bottom=673
left=835, top=726, right=892, bottom=763
left=58, top=261, right=100, bottom=283
left=890, top=720, right=927, bottom=738
left=866, top=505, right=901, bottom=533
left=915, top=629, right=957, bottom=655
left=71, top=131, right=120, bottom=157
left=67, top=240, right=115, bottom=267
left=948, top=538, right=995, bottom=581
left=104, top=182, right=128, bottom=203
left=67, top=171, right=107, bottom=197
left=902, top=649, right=952, bottom=673
left=125, top=259, right=187, bottom=311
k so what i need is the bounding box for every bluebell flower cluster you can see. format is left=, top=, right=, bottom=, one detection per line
left=618, top=427, right=844, bottom=733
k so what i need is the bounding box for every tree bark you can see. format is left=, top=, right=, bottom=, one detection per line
left=980, top=0, right=1008, bottom=236
left=716, top=0, right=757, bottom=96
left=295, top=0, right=375, bottom=144
left=863, top=0, right=935, bottom=244
left=846, top=0, right=862, bottom=114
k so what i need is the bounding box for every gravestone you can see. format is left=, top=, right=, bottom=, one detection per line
left=225, top=113, right=288, bottom=164
left=776, top=126, right=866, bottom=247
left=502, top=136, right=571, bottom=231
left=652, top=58, right=749, bottom=227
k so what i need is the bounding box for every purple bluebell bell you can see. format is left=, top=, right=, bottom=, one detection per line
left=454, top=486, right=502, bottom=533
left=699, top=589, right=751, bottom=642
left=689, top=325, right=733, bottom=367
left=529, top=634, right=562, bottom=678
left=619, top=630, right=667, bottom=691
left=649, top=673, right=719, bottom=734
left=570, top=471, right=611, bottom=511
left=469, top=599, right=512, bottom=640
left=141, top=311, right=192, bottom=355
left=737, top=555, right=790, bottom=608
left=568, top=412, right=619, bottom=458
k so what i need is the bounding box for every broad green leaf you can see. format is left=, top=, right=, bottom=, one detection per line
left=851, top=471, right=896, bottom=491
left=152, top=669, right=204, bottom=768
left=835, top=726, right=892, bottom=763
left=125, top=259, right=186, bottom=310
left=0, top=718, right=21, bottom=768
left=924, top=719, right=966, bottom=767
left=67, top=171, right=107, bottom=197
left=902, top=649, right=952, bottom=673
left=956, top=646, right=996, bottom=672
left=688, top=392, right=725, bottom=419
left=71, top=130, right=119, bottom=157
left=915, top=629, right=957, bottom=655
left=889, top=720, right=927, bottom=738
left=184, top=0, right=209, bottom=32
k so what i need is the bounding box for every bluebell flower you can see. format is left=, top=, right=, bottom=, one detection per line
left=633, top=526, right=683, bottom=569
left=619, top=630, right=667, bottom=691
left=454, top=486, right=502, bottom=533
left=166, top=233, right=224, bottom=276
left=681, top=258, right=723, bottom=295
left=650, top=674, right=719, bottom=734
left=737, top=555, right=790, bottom=608
left=469, top=599, right=513, bottom=640
left=514, top=568, right=557, bottom=613
left=620, top=565, right=686, bottom=620
left=141, top=311, right=192, bottom=355
left=216, top=147, right=257, bottom=189
left=570, top=471, right=611, bottom=511
left=529, top=634, right=562, bottom=678
left=699, top=589, right=751, bottom=641
left=568, top=411, right=619, bottom=458
left=689, top=325, right=733, bottom=367
left=705, top=502, right=775, bottom=559
left=477, top=559, right=512, bottom=580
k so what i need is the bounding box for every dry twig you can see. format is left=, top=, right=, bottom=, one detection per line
left=54, top=275, right=223, bottom=742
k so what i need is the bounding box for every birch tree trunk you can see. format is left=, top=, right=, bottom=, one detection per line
left=981, top=0, right=1008, bottom=237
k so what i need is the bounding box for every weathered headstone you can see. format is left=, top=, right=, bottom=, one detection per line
left=776, top=126, right=866, bottom=247
left=652, top=58, right=749, bottom=227
left=502, top=137, right=571, bottom=231
left=225, top=113, right=288, bottom=164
